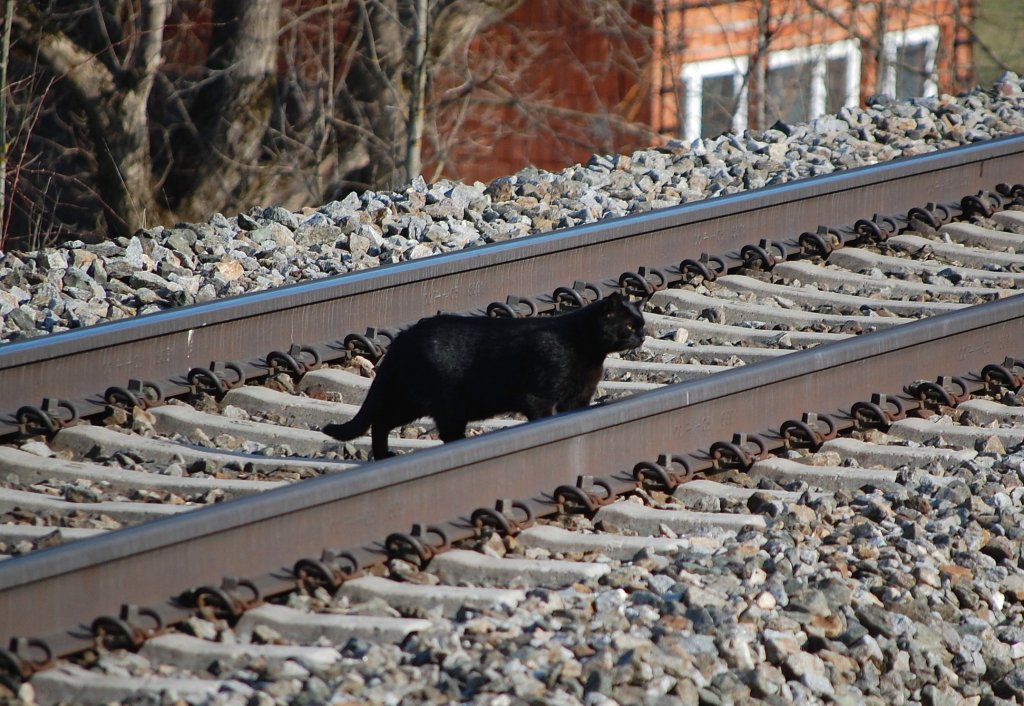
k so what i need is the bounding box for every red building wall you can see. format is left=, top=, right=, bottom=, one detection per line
left=423, top=0, right=656, bottom=183
left=430, top=0, right=972, bottom=183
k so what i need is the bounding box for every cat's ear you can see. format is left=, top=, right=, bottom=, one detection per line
left=602, top=292, right=625, bottom=313
left=606, top=291, right=647, bottom=310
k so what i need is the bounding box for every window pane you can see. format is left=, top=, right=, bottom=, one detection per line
left=825, top=57, right=848, bottom=113
left=702, top=74, right=736, bottom=137
left=766, top=63, right=812, bottom=123
left=895, top=42, right=928, bottom=99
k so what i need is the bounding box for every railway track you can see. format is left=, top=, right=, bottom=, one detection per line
left=1, top=136, right=1024, bottom=703
left=24, top=391, right=1024, bottom=704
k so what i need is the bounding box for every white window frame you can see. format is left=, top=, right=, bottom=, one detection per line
left=681, top=57, right=749, bottom=143
left=881, top=25, right=939, bottom=99
left=765, top=39, right=861, bottom=122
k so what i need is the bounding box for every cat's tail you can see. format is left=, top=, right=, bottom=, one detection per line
left=321, top=417, right=367, bottom=441
left=321, top=358, right=397, bottom=444
left=321, top=402, right=374, bottom=441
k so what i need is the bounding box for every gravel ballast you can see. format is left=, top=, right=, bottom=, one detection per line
left=19, top=423, right=1024, bottom=706
left=2, top=75, right=1024, bottom=343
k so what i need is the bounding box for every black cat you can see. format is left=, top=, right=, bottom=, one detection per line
left=322, top=292, right=646, bottom=458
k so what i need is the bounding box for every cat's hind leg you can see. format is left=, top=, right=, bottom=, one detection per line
left=369, top=407, right=421, bottom=459
left=371, top=425, right=396, bottom=459
left=555, top=394, right=594, bottom=414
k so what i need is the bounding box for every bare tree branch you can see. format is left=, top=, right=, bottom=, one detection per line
left=14, top=11, right=114, bottom=102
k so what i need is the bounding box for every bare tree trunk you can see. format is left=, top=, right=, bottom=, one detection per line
left=167, top=0, right=282, bottom=218
left=752, top=0, right=770, bottom=130
left=94, top=0, right=169, bottom=236
left=405, top=0, right=429, bottom=182
left=340, top=0, right=406, bottom=191
left=15, top=0, right=170, bottom=237
left=0, top=0, right=13, bottom=243
left=873, top=0, right=889, bottom=96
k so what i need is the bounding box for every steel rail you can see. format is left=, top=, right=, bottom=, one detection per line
left=2, top=135, right=1024, bottom=436
left=1, top=289, right=1022, bottom=647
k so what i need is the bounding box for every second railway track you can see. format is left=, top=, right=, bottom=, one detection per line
left=2, top=136, right=1024, bottom=702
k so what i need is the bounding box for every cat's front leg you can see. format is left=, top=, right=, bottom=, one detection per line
left=435, top=415, right=468, bottom=443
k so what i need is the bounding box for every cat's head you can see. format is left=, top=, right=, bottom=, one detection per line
left=596, top=292, right=646, bottom=353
